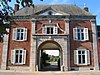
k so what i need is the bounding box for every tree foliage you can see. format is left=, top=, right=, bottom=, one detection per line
left=0, top=0, right=43, bottom=42
left=41, top=52, right=50, bottom=66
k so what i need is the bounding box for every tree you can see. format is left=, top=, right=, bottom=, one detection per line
left=41, top=52, right=50, bottom=66
left=0, top=0, right=43, bottom=42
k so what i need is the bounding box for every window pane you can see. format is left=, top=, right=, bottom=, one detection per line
left=78, top=33, right=80, bottom=40
left=81, top=29, right=83, bottom=32
left=78, top=55, right=81, bottom=64
left=19, top=55, right=22, bottom=63
left=82, top=51, right=85, bottom=54
left=77, top=29, right=80, bottom=32
left=81, top=33, right=84, bottom=40
left=21, top=29, right=23, bottom=32
left=78, top=51, right=81, bottom=54
left=21, top=33, right=23, bottom=40
left=15, top=55, right=18, bottom=63
left=82, top=55, right=85, bottom=63
left=20, top=50, right=22, bottom=53
left=47, top=28, right=50, bottom=34
left=17, top=33, right=20, bottom=40
left=17, top=29, right=20, bottom=32
left=16, top=50, right=19, bottom=53
left=51, top=28, right=53, bottom=34
left=16, top=29, right=25, bottom=40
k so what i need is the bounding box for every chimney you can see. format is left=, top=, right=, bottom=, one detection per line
left=84, top=7, right=89, bottom=12
left=14, top=4, right=19, bottom=12
left=84, top=3, right=89, bottom=12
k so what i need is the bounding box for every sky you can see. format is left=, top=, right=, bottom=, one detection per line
left=8, top=0, right=100, bottom=25
left=44, top=50, right=59, bottom=56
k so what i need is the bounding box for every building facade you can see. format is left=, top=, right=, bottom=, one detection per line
left=0, top=4, right=99, bottom=71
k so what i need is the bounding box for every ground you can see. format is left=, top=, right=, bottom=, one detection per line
left=0, top=70, right=100, bottom=75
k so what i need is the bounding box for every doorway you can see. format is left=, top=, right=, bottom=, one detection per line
left=37, top=40, right=63, bottom=71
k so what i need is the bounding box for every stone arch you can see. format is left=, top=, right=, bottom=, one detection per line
left=37, top=40, right=63, bottom=71
left=38, top=40, right=62, bottom=50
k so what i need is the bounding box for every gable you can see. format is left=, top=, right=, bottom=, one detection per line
left=14, top=5, right=93, bottom=16
left=35, top=7, right=69, bottom=15
left=40, top=10, right=63, bottom=15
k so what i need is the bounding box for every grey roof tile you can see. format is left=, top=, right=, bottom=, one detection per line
left=14, top=4, right=93, bottom=16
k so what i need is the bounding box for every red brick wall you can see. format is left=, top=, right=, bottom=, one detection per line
left=69, top=20, right=94, bottom=67
left=36, top=20, right=65, bottom=34
left=8, top=21, right=32, bottom=66
left=98, top=40, right=100, bottom=62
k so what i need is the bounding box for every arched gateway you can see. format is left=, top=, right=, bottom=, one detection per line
left=37, top=40, right=63, bottom=71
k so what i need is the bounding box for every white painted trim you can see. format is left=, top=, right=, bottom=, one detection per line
left=73, top=27, right=89, bottom=41
left=11, top=49, right=26, bottom=65
left=74, top=49, right=90, bottom=65
left=12, top=27, right=27, bottom=41
left=36, top=23, right=65, bottom=34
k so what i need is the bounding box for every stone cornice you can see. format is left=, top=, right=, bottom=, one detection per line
left=12, top=15, right=96, bottom=21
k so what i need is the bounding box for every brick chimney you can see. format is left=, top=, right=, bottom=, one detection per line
left=84, top=7, right=89, bottom=12
left=84, top=3, right=89, bottom=12
left=14, top=4, right=19, bottom=12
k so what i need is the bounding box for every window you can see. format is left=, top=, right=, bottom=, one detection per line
left=11, top=49, right=26, bottom=64
left=73, top=27, right=88, bottom=41
left=74, top=49, right=90, bottom=65
left=12, top=27, right=27, bottom=41
left=43, top=26, right=58, bottom=34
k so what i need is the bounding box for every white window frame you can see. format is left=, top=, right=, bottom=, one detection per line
left=74, top=49, right=90, bottom=65
left=42, top=25, right=58, bottom=34
left=12, top=27, right=27, bottom=41
left=11, top=49, right=26, bottom=65
left=73, top=27, right=89, bottom=41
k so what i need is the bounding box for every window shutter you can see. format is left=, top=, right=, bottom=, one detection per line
left=24, top=28, right=27, bottom=41
left=87, top=50, right=90, bottom=65
left=42, top=26, right=46, bottom=34
left=54, top=26, right=58, bottom=34
left=11, top=50, right=15, bottom=64
left=84, top=28, right=89, bottom=40
left=12, top=28, right=17, bottom=40
left=73, top=28, right=77, bottom=40
left=22, top=50, right=26, bottom=64
left=74, top=50, right=78, bottom=65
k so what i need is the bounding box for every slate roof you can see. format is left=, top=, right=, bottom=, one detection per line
left=14, top=4, right=93, bottom=16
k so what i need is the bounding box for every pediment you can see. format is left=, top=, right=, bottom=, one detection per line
left=35, top=7, right=69, bottom=15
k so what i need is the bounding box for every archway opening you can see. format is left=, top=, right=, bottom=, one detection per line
left=37, top=40, right=62, bottom=71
